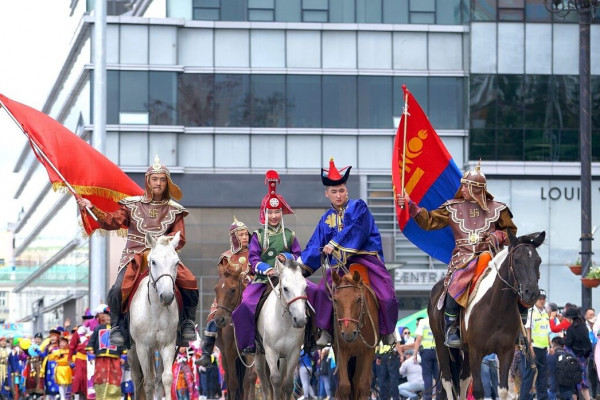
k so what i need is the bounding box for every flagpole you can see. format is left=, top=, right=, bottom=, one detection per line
left=400, top=85, right=409, bottom=209
left=0, top=100, right=98, bottom=222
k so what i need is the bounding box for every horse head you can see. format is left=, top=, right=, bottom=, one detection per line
left=274, top=258, right=308, bottom=329
left=213, top=265, right=243, bottom=328
left=506, top=230, right=545, bottom=307
left=145, top=231, right=180, bottom=307
left=332, top=270, right=366, bottom=343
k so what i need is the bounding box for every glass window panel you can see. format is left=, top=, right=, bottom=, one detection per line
left=120, top=132, right=148, bottom=166
left=553, top=11, right=579, bottom=23
left=469, top=129, right=496, bottom=161
left=276, top=0, right=301, bottom=21
left=178, top=29, right=214, bottom=67
left=215, top=74, right=250, bottom=127
left=106, top=132, right=119, bottom=164
left=251, top=135, right=285, bottom=168
left=471, top=0, right=496, bottom=21
left=107, top=70, right=119, bottom=124
left=429, top=77, right=464, bottom=129
left=592, top=76, right=600, bottom=129
left=552, top=75, right=579, bottom=129
left=178, top=74, right=215, bottom=127
left=287, top=75, right=321, bottom=128
left=497, top=23, right=524, bottom=73
left=250, top=75, right=285, bottom=127
left=410, top=0, right=434, bottom=12
left=193, top=8, right=220, bottom=20
left=592, top=26, right=600, bottom=75
left=593, top=130, right=600, bottom=162
left=120, top=71, right=148, bottom=121
left=524, top=129, right=552, bottom=161
left=149, top=26, right=177, bottom=65
left=249, top=9, right=274, bottom=21
left=120, top=25, right=148, bottom=64
left=303, top=10, right=328, bottom=21
left=357, top=0, right=382, bottom=23
left=556, top=130, right=579, bottom=161
left=179, top=134, right=214, bottom=167
left=329, top=0, right=355, bottom=22
left=358, top=32, right=392, bottom=69
left=251, top=30, right=285, bottom=68
left=523, top=75, right=551, bottom=129
left=428, top=33, right=462, bottom=70
left=287, top=135, right=321, bottom=168
left=286, top=31, right=321, bottom=68
left=149, top=133, right=177, bottom=166
left=525, top=0, right=551, bottom=21
left=496, top=129, right=523, bottom=160
left=498, top=0, right=523, bottom=7
left=470, top=75, right=497, bottom=129
left=383, top=0, right=409, bottom=24
left=394, top=76, right=428, bottom=121
left=215, top=30, right=249, bottom=67
left=358, top=136, right=392, bottom=169
left=215, top=135, right=250, bottom=167
left=149, top=72, right=177, bottom=125
left=553, top=24, right=579, bottom=75
left=436, top=0, right=462, bottom=24
left=471, top=23, right=497, bottom=73
left=358, top=76, right=392, bottom=129
left=194, top=0, right=219, bottom=7
left=303, top=0, right=328, bottom=10
left=393, top=32, right=427, bottom=70
left=322, top=31, right=356, bottom=69
left=410, top=12, right=435, bottom=23
left=249, top=0, right=273, bottom=7
left=322, top=136, right=357, bottom=168
left=496, top=75, right=524, bottom=128
left=106, top=25, right=119, bottom=64
left=525, top=24, right=552, bottom=74
left=323, top=76, right=357, bottom=128
left=221, top=0, right=247, bottom=21
left=498, top=8, right=523, bottom=21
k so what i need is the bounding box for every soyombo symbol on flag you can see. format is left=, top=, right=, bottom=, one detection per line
left=392, top=85, right=462, bottom=264
left=0, top=94, right=144, bottom=235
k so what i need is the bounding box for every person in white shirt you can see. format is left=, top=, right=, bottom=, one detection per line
left=398, top=353, right=425, bottom=400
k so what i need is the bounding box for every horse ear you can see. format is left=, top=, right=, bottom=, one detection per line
left=274, top=258, right=285, bottom=275
left=528, top=231, right=546, bottom=248
left=332, top=270, right=340, bottom=285
left=170, top=231, right=181, bottom=249
left=352, top=270, right=362, bottom=284
left=507, top=229, right=519, bottom=248
left=146, top=232, right=156, bottom=248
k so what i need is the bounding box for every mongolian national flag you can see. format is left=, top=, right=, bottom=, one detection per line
left=0, top=94, right=144, bottom=235
left=392, top=85, right=462, bottom=264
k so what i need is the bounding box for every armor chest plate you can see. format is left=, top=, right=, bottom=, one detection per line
left=446, top=201, right=505, bottom=243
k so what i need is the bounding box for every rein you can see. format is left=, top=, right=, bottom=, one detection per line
left=333, top=282, right=378, bottom=349
left=493, top=243, right=532, bottom=303
left=146, top=255, right=176, bottom=306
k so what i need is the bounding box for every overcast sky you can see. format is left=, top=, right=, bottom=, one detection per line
left=0, top=1, right=76, bottom=229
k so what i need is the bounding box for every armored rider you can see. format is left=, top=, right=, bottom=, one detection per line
left=76, top=155, right=199, bottom=346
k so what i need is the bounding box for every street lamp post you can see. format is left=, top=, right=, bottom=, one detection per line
left=544, top=0, right=598, bottom=309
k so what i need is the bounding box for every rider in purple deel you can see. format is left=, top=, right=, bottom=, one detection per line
left=231, top=170, right=302, bottom=354
left=298, top=158, right=399, bottom=347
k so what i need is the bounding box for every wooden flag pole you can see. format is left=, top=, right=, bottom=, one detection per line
left=0, top=100, right=98, bottom=222
left=400, top=86, right=410, bottom=209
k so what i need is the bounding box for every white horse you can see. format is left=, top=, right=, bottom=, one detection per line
left=128, top=232, right=181, bottom=400
left=255, top=258, right=308, bottom=400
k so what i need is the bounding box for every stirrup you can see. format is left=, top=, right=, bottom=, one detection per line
left=444, top=327, right=461, bottom=348
left=382, top=333, right=396, bottom=346
left=109, top=326, right=125, bottom=346
left=180, top=320, right=197, bottom=341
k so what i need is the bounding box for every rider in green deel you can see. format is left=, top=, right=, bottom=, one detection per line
left=397, top=164, right=518, bottom=348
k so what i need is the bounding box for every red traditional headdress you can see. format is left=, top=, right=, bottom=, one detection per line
left=259, top=170, right=294, bottom=224
left=321, top=158, right=351, bottom=186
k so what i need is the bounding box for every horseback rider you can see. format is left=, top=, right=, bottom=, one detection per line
left=198, top=217, right=253, bottom=366
left=298, top=158, right=399, bottom=347
left=76, top=155, right=199, bottom=347
left=231, top=170, right=302, bottom=354
left=397, top=164, right=518, bottom=348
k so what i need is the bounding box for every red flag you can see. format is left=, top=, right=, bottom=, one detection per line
left=0, top=94, right=144, bottom=235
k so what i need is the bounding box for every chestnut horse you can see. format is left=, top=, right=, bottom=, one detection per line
left=213, top=264, right=257, bottom=400
left=331, top=270, right=379, bottom=400
left=429, top=231, right=545, bottom=400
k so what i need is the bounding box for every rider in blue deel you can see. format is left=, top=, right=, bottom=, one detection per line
left=397, top=164, right=518, bottom=348
left=298, top=158, right=400, bottom=347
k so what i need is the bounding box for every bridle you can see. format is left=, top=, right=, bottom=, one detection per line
left=333, top=282, right=378, bottom=348
left=215, top=274, right=244, bottom=315
left=495, top=243, right=538, bottom=307
left=268, top=270, right=308, bottom=317
left=146, top=253, right=176, bottom=305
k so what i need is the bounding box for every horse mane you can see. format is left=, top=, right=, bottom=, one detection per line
left=156, top=236, right=172, bottom=246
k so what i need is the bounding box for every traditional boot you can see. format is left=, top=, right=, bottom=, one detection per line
left=197, top=320, right=217, bottom=367
left=180, top=306, right=197, bottom=342
left=109, top=313, right=125, bottom=346
left=444, top=312, right=461, bottom=348
left=316, top=330, right=332, bottom=348
left=381, top=333, right=396, bottom=346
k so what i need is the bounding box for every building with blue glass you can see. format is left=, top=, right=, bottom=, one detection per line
left=6, top=0, right=600, bottom=329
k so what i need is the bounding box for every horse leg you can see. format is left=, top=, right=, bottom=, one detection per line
left=158, top=344, right=176, bottom=400
left=353, top=355, right=374, bottom=400
left=435, top=346, right=457, bottom=400
left=335, top=351, right=351, bottom=399
left=496, top=347, right=514, bottom=400
left=128, top=343, right=146, bottom=400
left=254, top=354, right=271, bottom=400
left=242, top=357, right=257, bottom=400
left=459, top=347, right=472, bottom=400
left=265, top=349, right=282, bottom=400
left=468, top=349, right=484, bottom=400
left=135, top=346, right=155, bottom=400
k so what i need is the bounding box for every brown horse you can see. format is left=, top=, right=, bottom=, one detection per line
left=331, top=269, right=379, bottom=400
left=429, top=231, right=545, bottom=400
left=213, top=265, right=257, bottom=400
